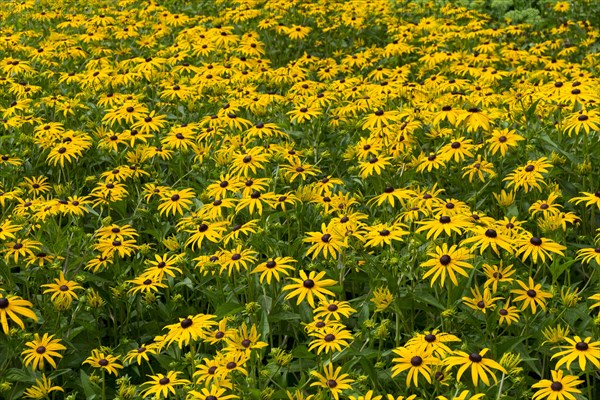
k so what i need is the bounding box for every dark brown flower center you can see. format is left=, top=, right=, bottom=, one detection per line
left=575, top=341, right=589, bottom=351
left=439, top=255, right=451, bottom=265
left=425, top=334, right=436, bottom=343
left=303, top=279, right=315, bottom=288
left=411, top=356, right=423, bottom=366
left=159, top=377, right=170, bottom=385
left=485, top=229, right=497, bottom=238
left=241, top=339, right=251, bottom=347
left=499, top=309, right=508, bottom=316
left=551, top=381, right=563, bottom=391
left=180, top=318, right=193, bottom=328
left=526, top=289, right=537, bottom=298
left=530, top=237, right=542, bottom=246
left=226, top=361, right=237, bottom=369
left=98, top=359, right=109, bottom=366
left=36, top=346, right=46, bottom=354
left=327, top=379, right=337, bottom=388
left=59, top=285, right=69, bottom=292
left=327, top=304, right=338, bottom=312
left=324, top=334, right=335, bottom=342
left=439, top=216, right=451, bottom=224
left=469, top=353, right=482, bottom=363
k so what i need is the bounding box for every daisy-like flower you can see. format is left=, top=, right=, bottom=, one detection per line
left=515, top=235, right=566, bottom=263
left=420, top=244, right=473, bottom=287
left=313, top=299, right=356, bottom=321
left=4, top=239, right=42, bottom=263
left=304, top=223, right=347, bottom=259
left=359, top=155, right=392, bottom=178
left=21, top=333, right=66, bottom=370
left=287, top=104, right=322, bottom=124
left=569, top=191, right=600, bottom=210
left=444, top=348, right=506, bottom=386
left=223, top=322, right=268, bottom=354
left=158, top=188, right=195, bottom=217
left=460, top=226, right=513, bottom=255
left=123, top=343, right=159, bottom=365
left=188, top=385, right=239, bottom=400
left=205, top=319, right=237, bottom=346
left=531, top=370, right=583, bottom=400
left=482, top=261, right=515, bottom=292
left=575, top=246, right=600, bottom=265
left=436, top=391, right=483, bottom=400
left=511, top=278, right=553, bottom=313
left=283, top=270, right=337, bottom=308
left=406, top=330, right=461, bottom=357
left=462, top=286, right=502, bottom=314
left=0, top=292, right=38, bottom=334
left=23, top=374, right=64, bottom=399
left=251, top=256, right=297, bottom=284
left=391, top=346, right=438, bottom=387
left=363, top=222, right=409, bottom=248
left=497, top=301, right=520, bottom=326
left=162, top=314, right=218, bottom=348
left=83, top=349, right=123, bottom=376
left=308, top=324, right=353, bottom=354
left=486, top=128, right=524, bottom=156
left=551, top=336, right=600, bottom=371
left=219, top=246, right=258, bottom=275
left=41, top=272, right=83, bottom=308
left=140, top=371, right=190, bottom=399
left=127, top=276, right=168, bottom=295
left=349, top=391, right=383, bottom=400
left=310, top=363, right=354, bottom=400
left=141, top=253, right=183, bottom=280
left=416, top=215, right=470, bottom=240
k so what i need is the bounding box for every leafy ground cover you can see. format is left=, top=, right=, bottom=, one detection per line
left=0, top=0, right=599, bottom=399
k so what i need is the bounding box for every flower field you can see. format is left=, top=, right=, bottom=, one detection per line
left=1, top=0, right=600, bottom=399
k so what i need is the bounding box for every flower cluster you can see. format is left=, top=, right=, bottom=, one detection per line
left=0, top=0, right=599, bottom=399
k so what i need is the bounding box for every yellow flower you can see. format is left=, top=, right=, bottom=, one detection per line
left=551, top=336, right=600, bottom=371
left=511, top=278, right=553, bottom=313
left=391, top=346, right=438, bottom=387
left=0, top=293, right=38, bottom=334
left=283, top=270, right=337, bottom=308
left=22, top=333, right=66, bottom=370
left=303, top=223, right=347, bottom=260
left=140, top=371, right=190, bottom=399
left=83, top=349, right=123, bottom=376
left=444, top=348, right=506, bottom=386
left=41, top=272, right=83, bottom=308
left=310, top=363, right=354, bottom=400
left=532, top=370, right=583, bottom=400
left=23, top=374, right=64, bottom=399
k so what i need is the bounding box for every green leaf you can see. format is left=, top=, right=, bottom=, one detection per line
left=548, top=258, right=576, bottom=282
left=291, top=345, right=316, bottom=359
left=79, top=370, right=98, bottom=399
left=215, top=302, right=244, bottom=318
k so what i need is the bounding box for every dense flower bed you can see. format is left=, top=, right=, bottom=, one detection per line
left=0, top=0, right=599, bottom=399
